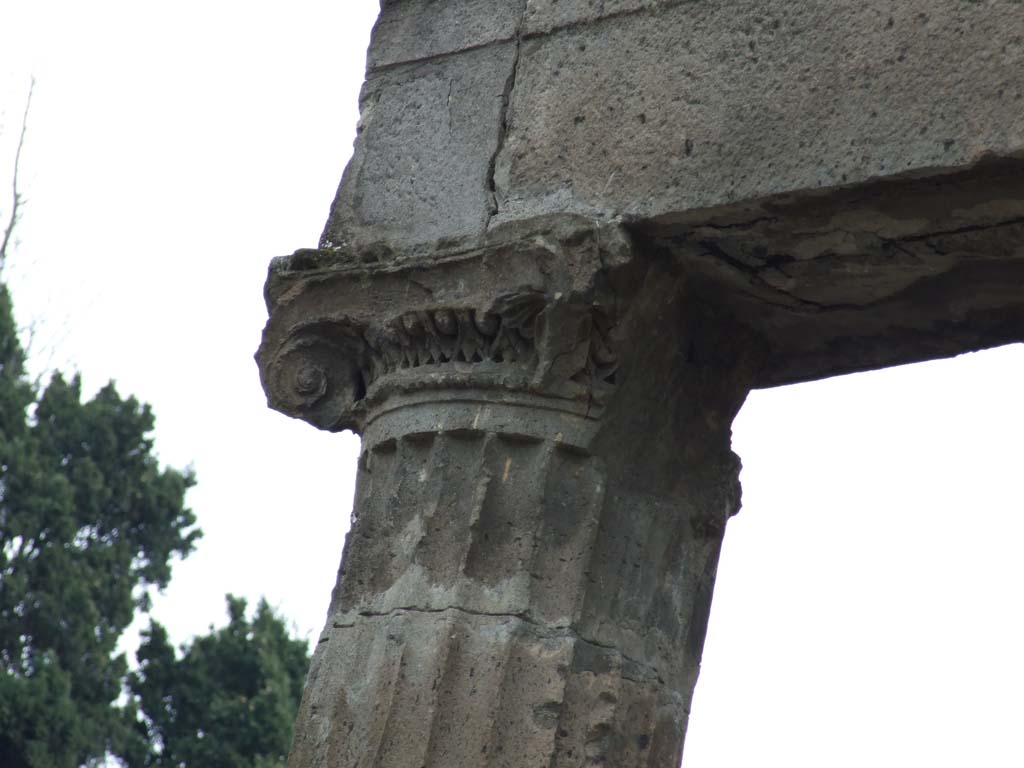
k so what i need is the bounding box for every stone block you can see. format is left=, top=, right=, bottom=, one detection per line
left=321, top=42, right=517, bottom=254
left=370, top=0, right=525, bottom=69
left=497, top=0, right=1024, bottom=224
left=524, top=0, right=666, bottom=35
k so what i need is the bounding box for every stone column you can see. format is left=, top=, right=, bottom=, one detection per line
left=258, top=221, right=760, bottom=767
left=259, top=1, right=1024, bottom=764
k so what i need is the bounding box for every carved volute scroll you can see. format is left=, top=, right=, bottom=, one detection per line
left=262, top=324, right=368, bottom=431
left=257, top=223, right=630, bottom=434
left=260, top=291, right=617, bottom=432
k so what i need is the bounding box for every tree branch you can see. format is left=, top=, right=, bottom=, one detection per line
left=1, top=77, right=34, bottom=272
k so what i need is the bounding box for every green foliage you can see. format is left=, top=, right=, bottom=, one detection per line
left=0, top=280, right=199, bottom=766
left=0, top=272, right=309, bottom=766
left=128, top=596, right=310, bottom=768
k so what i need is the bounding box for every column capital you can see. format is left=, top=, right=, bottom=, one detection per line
left=258, top=218, right=765, bottom=768
left=256, top=216, right=632, bottom=433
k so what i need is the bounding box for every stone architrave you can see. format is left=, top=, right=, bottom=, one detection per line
left=258, top=2, right=1024, bottom=766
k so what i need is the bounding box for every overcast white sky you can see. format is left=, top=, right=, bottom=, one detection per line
left=1, top=2, right=1022, bottom=766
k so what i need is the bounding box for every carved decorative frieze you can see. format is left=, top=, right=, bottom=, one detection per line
left=259, top=289, right=618, bottom=433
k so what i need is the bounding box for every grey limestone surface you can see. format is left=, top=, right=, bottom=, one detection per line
left=262, top=249, right=756, bottom=767
left=324, top=0, right=1024, bottom=258
left=499, top=0, right=1024, bottom=222
left=322, top=41, right=516, bottom=254
left=260, top=2, right=1024, bottom=767
left=368, top=0, right=525, bottom=69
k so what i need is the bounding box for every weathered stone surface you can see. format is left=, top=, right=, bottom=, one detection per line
left=369, top=0, right=524, bottom=69
left=523, top=0, right=665, bottom=34
left=321, top=42, right=517, bottom=255
left=259, top=2, right=1024, bottom=766
left=259, top=224, right=759, bottom=767
left=323, top=0, right=1024, bottom=293
left=640, top=156, right=1024, bottom=386
left=292, top=610, right=686, bottom=768
left=259, top=219, right=632, bottom=432
left=498, top=0, right=1024, bottom=223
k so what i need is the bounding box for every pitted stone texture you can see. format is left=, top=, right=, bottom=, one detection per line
left=523, top=0, right=668, bottom=34
left=635, top=158, right=1024, bottom=386
left=291, top=611, right=687, bottom=768
left=495, top=0, right=1024, bottom=223
left=291, top=413, right=726, bottom=768
left=257, top=220, right=631, bottom=434
left=321, top=42, right=516, bottom=254
left=265, top=4, right=1024, bottom=766
left=327, top=0, right=1024, bottom=255
left=331, top=430, right=607, bottom=630
left=280, top=264, right=756, bottom=767
left=369, top=0, right=525, bottom=69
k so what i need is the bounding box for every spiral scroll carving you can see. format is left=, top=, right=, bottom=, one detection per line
left=264, top=330, right=366, bottom=431
left=260, top=291, right=618, bottom=432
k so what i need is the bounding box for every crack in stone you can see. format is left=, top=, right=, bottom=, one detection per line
left=696, top=239, right=852, bottom=312
left=898, top=215, right=1024, bottom=243
left=786, top=216, right=1024, bottom=250
left=484, top=5, right=528, bottom=232
left=365, top=0, right=693, bottom=77
left=446, top=78, right=454, bottom=136
left=691, top=211, right=1024, bottom=314
left=521, top=0, right=701, bottom=42
left=698, top=216, right=778, bottom=232
left=333, top=604, right=665, bottom=684
left=368, top=37, right=517, bottom=76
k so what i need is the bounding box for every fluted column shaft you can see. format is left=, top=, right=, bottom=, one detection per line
left=258, top=226, right=758, bottom=767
